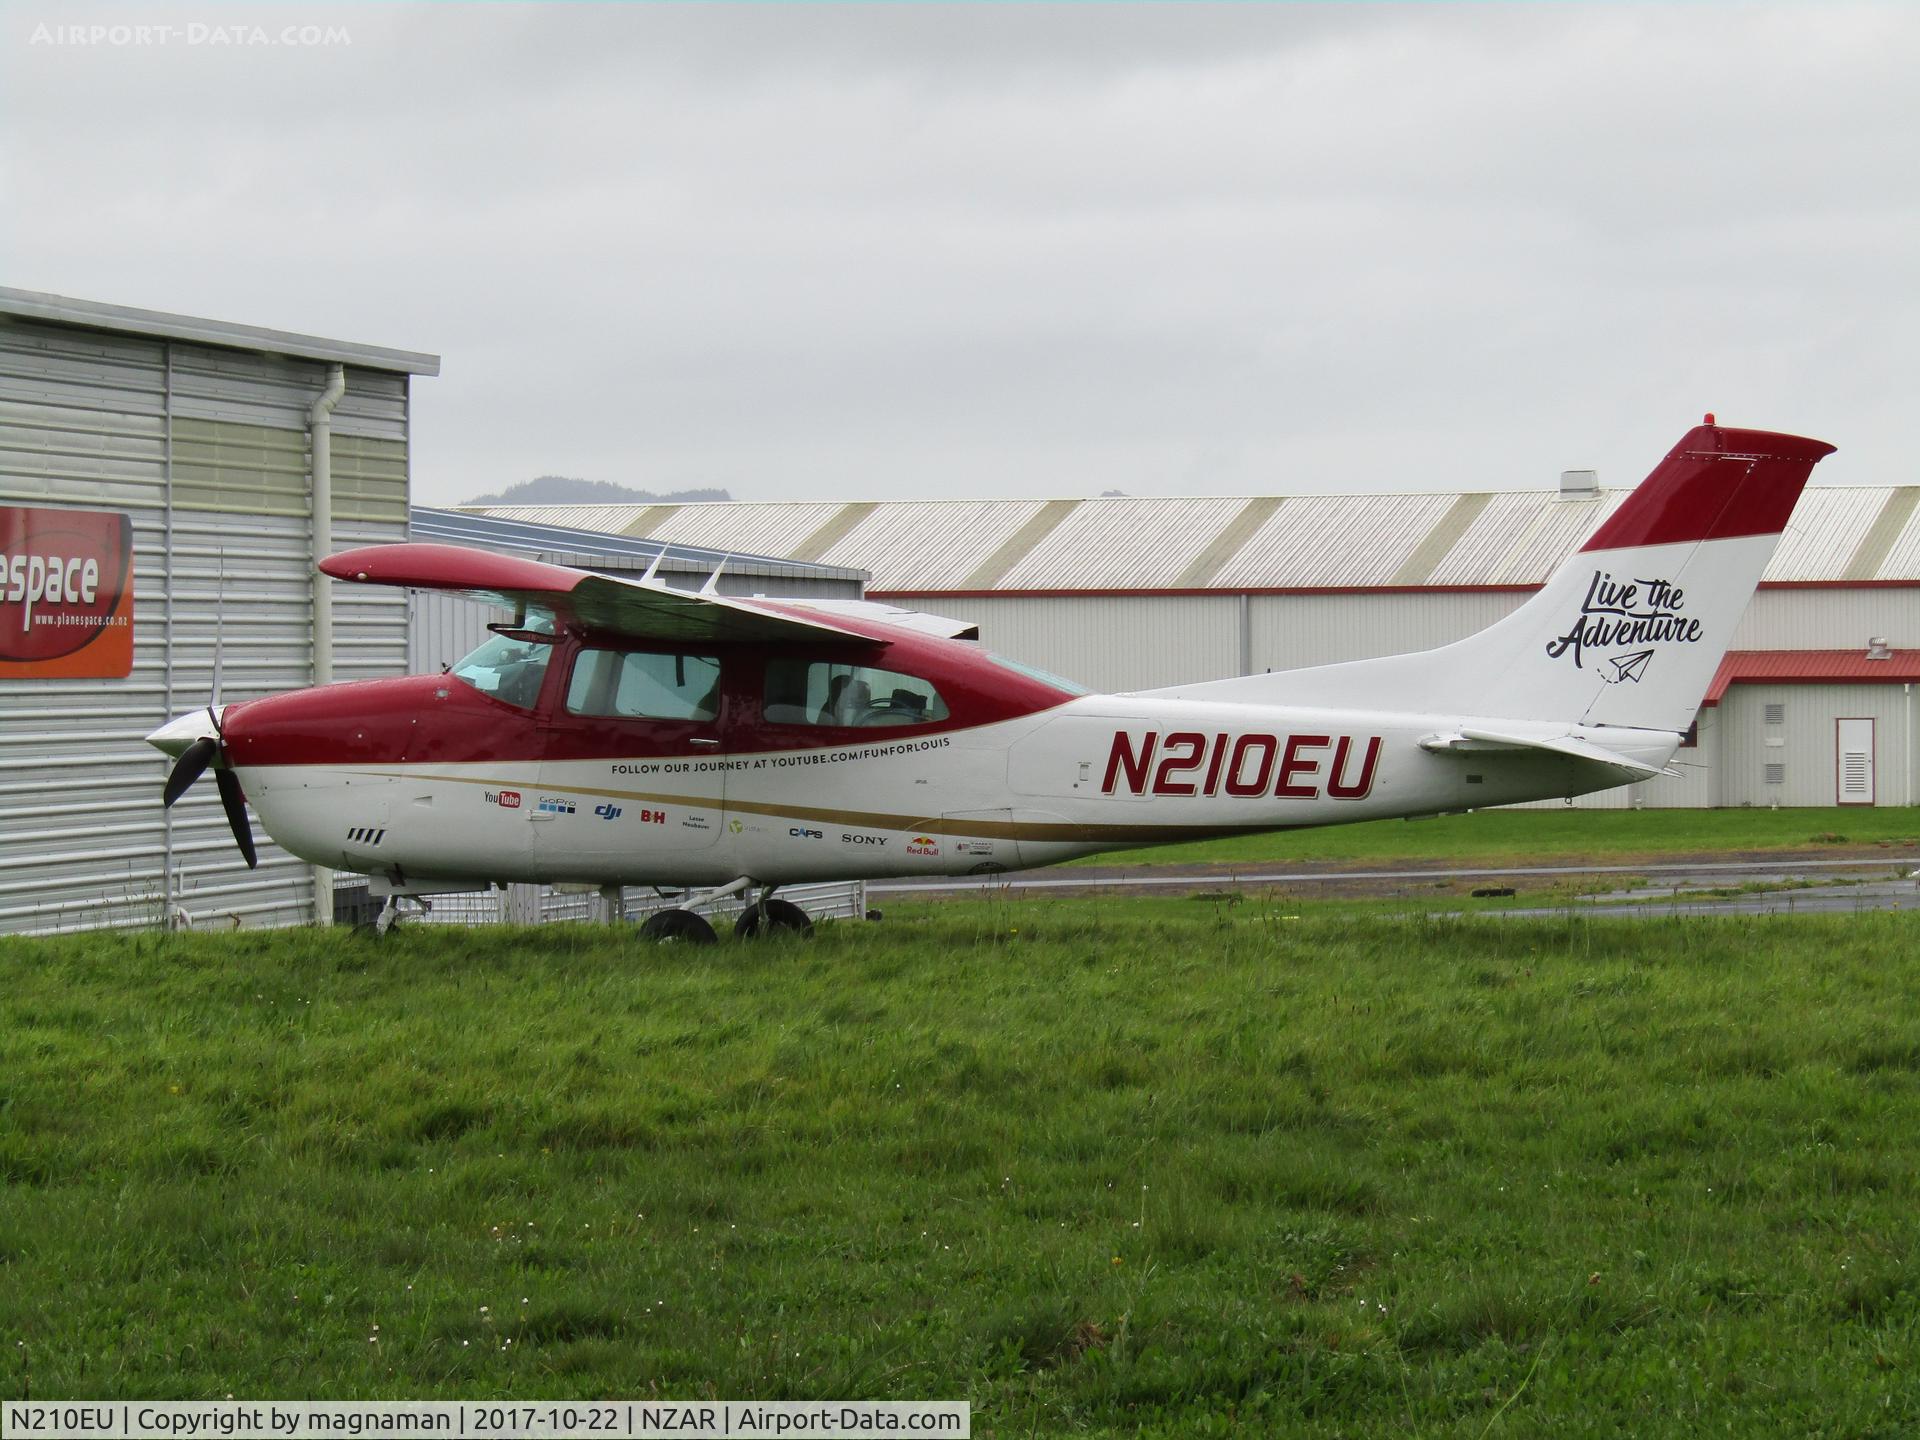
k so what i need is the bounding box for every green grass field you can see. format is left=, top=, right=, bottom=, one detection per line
left=4, top=903, right=1919, bottom=1435
left=1079, top=804, right=1920, bottom=869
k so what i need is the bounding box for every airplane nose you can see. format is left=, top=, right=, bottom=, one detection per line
left=145, top=706, right=228, bottom=759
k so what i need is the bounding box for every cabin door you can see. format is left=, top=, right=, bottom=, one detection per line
left=534, top=644, right=729, bottom=878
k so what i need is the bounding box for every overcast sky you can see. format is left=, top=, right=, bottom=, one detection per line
left=3, top=2, right=1915, bottom=506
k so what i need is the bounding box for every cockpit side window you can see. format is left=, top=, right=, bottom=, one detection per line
left=762, top=659, right=950, bottom=727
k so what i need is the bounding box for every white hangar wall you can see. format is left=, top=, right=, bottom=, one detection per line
left=1716, top=685, right=1918, bottom=810
left=0, top=291, right=435, bottom=934
left=1734, top=589, right=1920, bottom=651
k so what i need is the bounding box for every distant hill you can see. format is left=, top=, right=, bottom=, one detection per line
left=462, top=476, right=731, bottom=507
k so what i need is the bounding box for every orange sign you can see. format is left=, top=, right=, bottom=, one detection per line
left=0, top=506, right=134, bottom=679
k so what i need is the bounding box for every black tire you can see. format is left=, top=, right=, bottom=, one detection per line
left=638, top=907, right=718, bottom=945
left=734, top=898, right=814, bottom=939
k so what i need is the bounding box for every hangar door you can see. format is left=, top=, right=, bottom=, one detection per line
left=1836, top=718, right=1875, bottom=806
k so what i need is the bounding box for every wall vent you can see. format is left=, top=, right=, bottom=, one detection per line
left=1764, top=763, right=1786, bottom=785
left=1764, top=702, right=1786, bottom=726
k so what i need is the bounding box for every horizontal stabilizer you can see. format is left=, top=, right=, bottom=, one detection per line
left=1419, top=727, right=1669, bottom=781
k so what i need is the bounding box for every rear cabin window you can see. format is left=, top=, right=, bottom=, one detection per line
left=568, top=649, right=721, bottom=721
left=762, top=660, right=950, bottom=727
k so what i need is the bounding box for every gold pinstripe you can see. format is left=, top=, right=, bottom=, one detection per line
left=333, top=768, right=1282, bottom=845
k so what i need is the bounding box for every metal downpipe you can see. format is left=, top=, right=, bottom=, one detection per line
left=309, top=363, right=346, bottom=923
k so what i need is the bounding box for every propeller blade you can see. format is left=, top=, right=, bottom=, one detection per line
left=163, top=735, right=219, bottom=809
left=214, top=765, right=259, bottom=870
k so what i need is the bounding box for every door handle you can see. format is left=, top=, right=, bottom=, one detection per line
left=690, top=737, right=721, bottom=748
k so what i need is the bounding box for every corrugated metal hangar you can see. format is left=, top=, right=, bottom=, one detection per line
left=473, top=480, right=1920, bottom=811
left=0, top=287, right=435, bottom=935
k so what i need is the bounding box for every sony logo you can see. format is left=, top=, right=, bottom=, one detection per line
left=1103, top=731, right=1381, bottom=800
left=841, top=833, right=887, bottom=846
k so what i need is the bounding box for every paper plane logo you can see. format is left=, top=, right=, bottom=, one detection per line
left=1604, top=649, right=1654, bottom=685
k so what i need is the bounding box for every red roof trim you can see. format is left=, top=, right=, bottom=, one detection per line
left=1756, top=579, right=1920, bottom=591
left=870, top=579, right=1920, bottom=601
left=1701, top=650, right=1920, bottom=707
left=870, top=585, right=1548, bottom=600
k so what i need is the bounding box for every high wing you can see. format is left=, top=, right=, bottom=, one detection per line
left=776, top=597, right=980, bottom=641
left=320, top=542, right=873, bottom=645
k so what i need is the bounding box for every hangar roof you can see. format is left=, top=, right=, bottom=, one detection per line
left=0, top=286, right=441, bottom=375
left=466, top=485, right=1920, bottom=595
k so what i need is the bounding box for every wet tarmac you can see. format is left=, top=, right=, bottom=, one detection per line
left=870, top=850, right=1920, bottom=919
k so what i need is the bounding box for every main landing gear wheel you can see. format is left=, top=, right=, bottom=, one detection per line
left=638, top=908, right=718, bottom=945
left=734, top=898, right=814, bottom=939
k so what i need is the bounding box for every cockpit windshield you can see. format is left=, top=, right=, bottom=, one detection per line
left=449, top=611, right=557, bottom=710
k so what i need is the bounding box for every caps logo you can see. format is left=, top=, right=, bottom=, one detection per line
left=0, top=507, right=133, bottom=678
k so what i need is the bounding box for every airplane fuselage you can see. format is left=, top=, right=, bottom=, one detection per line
left=219, top=623, right=1677, bottom=892
left=145, top=420, right=1834, bottom=909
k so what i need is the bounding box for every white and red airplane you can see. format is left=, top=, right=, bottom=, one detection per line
left=149, top=418, right=1833, bottom=940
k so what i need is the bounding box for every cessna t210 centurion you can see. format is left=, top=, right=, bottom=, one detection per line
left=149, top=418, right=1834, bottom=940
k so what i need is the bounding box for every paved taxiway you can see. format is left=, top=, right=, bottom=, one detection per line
left=870, top=849, right=1920, bottom=918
